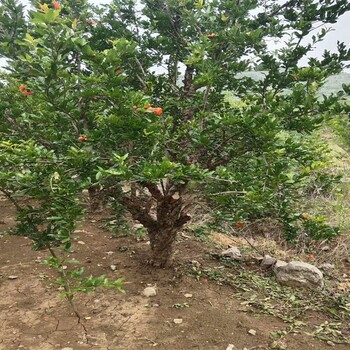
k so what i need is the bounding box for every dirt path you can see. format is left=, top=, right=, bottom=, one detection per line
left=0, top=199, right=348, bottom=350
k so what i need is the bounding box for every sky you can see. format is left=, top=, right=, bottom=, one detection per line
left=1, top=0, right=350, bottom=69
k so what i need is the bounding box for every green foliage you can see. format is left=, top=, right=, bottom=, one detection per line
left=44, top=255, right=125, bottom=296
left=1, top=0, right=350, bottom=266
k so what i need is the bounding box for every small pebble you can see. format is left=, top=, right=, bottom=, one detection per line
left=248, top=329, right=257, bottom=336
left=143, top=287, right=157, bottom=297
left=77, top=241, right=85, bottom=245
left=110, top=264, right=117, bottom=271
left=173, top=318, right=183, bottom=324
left=184, top=293, right=193, bottom=298
left=8, top=275, right=18, bottom=280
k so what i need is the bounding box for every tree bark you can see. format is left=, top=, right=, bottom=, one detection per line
left=122, top=181, right=191, bottom=267
left=148, top=227, right=177, bottom=267
left=88, top=185, right=103, bottom=211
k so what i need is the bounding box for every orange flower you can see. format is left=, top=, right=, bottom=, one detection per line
left=19, top=85, right=26, bottom=91
left=146, top=106, right=163, bottom=115
left=235, top=221, right=244, bottom=229
left=22, top=90, right=33, bottom=96
left=52, top=1, right=61, bottom=9
left=207, top=33, right=217, bottom=39
left=78, top=136, right=88, bottom=141
left=152, top=107, right=163, bottom=115
left=308, top=254, right=315, bottom=261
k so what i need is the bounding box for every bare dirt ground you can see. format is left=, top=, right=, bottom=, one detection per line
left=0, top=198, right=349, bottom=350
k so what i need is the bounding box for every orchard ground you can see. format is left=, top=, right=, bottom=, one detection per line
left=1, top=194, right=350, bottom=350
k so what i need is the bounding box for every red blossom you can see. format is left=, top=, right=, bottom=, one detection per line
left=235, top=221, right=244, bottom=229
left=52, top=1, right=61, bottom=9
left=308, top=254, right=315, bottom=261
left=146, top=106, right=163, bottom=115
left=22, top=89, right=33, bottom=96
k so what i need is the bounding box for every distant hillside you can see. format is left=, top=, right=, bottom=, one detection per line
left=236, top=71, right=350, bottom=96
left=319, top=72, right=350, bottom=95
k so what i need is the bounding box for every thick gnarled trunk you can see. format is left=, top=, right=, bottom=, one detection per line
left=122, top=181, right=191, bottom=267
left=148, top=227, right=177, bottom=267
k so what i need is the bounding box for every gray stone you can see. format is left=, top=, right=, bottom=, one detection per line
left=143, top=287, right=157, bottom=297
left=274, top=261, right=323, bottom=289
left=226, top=345, right=235, bottom=350
left=173, top=318, right=183, bottom=324
left=273, top=260, right=288, bottom=273
left=319, top=263, right=335, bottom=273
left=261, top=255, right=277, bottom=268
left=221, top=247, right=242, bottom=260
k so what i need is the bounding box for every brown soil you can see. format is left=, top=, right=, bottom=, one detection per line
left=0, top=198, right=349, bottom=350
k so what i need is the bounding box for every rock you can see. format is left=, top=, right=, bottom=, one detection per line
left=221, top=246, right=242, bottom=260
left=327, top=340, right=335, bottom=346
left=61, top=348, right=74, bottom=350
left=261, top=255, right=277, bottom=268
left=319, top=263, right=335, bottom=273
left=226, top=345, right=235, bottom=350
left=321, top=245, right=330, bottom=251
left=184, top=293, right=193, bottom=298
left=173, top=318, right=183, bottom=324
left=274, top=261, right=324, bottom=289
left=8, top=275, right=18, bottom=280
left=143, top=287, right=157, bottom=297
left=248, top=329, right=257, bottom=336
left=273, top=260, right=288, bottom=272
left=77, top=241, right=85, bottom=245
left=110, top=264, right=117, bottom=271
